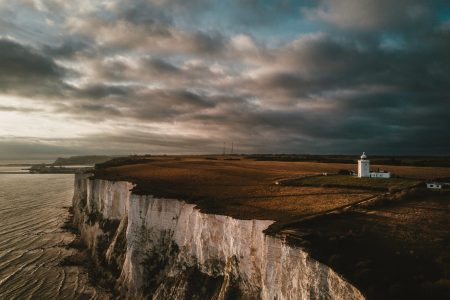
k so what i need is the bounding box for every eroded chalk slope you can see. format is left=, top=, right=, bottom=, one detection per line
left=72, top=173, right=364, bottom=300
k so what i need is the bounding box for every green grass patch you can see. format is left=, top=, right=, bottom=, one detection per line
left=282, top=175, right=421, bottom=191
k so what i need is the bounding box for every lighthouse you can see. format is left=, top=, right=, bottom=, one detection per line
left=358, top=152, right=370, bottom=178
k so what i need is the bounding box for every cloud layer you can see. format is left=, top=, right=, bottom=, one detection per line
left=0, top=0, right=449, bottom=159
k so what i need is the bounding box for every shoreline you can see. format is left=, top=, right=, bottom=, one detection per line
left=60, top=206, right=114, bottom=298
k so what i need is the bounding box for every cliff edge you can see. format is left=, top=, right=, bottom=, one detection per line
left=71, top=172, right=364, bottom=299
left=70, top=156, right=450, bottom=299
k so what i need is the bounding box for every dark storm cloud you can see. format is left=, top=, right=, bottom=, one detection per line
left=47, top=85, right=217, bottom=122
left=112, top=1, right=174, bottom=38
left=76, top=84, right=132, bottom=99
left=81, top=130, right=217, bottom=151
left=0, top=0, right=449, bottom=158
left=229, top=0, right=306, bottom=26
left=54, top=102, right=123, bottom=120
left=90, top=55, right=227, bottom=89
left=43, top=37, right=93, bottom=58
left=304, top=0, right=437, bottom=32
left=244, top=25, right=450, bottom=103
left=146, top=58, right=181, bottom=73
left=63, top=1, right=226, bottom=57
left=191, top=31, right=226, bottom=54
left=0, top=38, right=69, bottom=97
left=0, top=105, right=40, bottom=113
left=78, top=103, right=122, bottom=115
left=127, top=89, right=217, bottom=121
left=119, top=0, right=173, bottom=27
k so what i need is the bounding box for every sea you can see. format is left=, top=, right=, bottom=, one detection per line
left=0, top=161, right=104, bottom=299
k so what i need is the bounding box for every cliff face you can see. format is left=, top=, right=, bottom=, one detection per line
left=72, top=173, right=364, bottom=300
left=72, top=174, right=133, bottom=257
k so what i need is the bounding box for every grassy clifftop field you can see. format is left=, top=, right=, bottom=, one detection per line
left=282, top=175, right=421, bottom=191
left=92, top=155, right=450, bottom=299
left=93, top=156, right=450, bottom=219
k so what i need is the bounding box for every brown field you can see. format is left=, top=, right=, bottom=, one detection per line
left=283, top=175, right=422, bottom=191
left=94, top=155, right=450, bottom=299
left=289, top=193, right=450, bottom=300
left=94, top=156, right=450, bottom=221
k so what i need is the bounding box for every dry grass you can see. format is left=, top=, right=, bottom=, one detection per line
left=243, top=188, right=373, bottom=216
left=283, top=174, right=421, bottom=191
left=93, top=156, right=450, bottom=221
left=290, top=193, right=450, bottom=299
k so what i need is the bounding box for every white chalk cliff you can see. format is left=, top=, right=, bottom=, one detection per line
left=72, top=173, right=364, bottom=300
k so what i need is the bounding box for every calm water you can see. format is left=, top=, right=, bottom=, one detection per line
left=0, top=166, right=103, bottom=299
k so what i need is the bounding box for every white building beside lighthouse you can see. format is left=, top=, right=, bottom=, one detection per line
left=357, top=152, right=391, bottom=178
left=358, top=152, right=370, bottom=177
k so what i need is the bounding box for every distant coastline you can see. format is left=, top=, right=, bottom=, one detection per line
left=0, top=155, right=113, bottom=167
left=0, top=155, right=110, bottom=174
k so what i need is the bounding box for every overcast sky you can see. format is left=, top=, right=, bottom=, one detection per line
left=0, top=0, right=449, bottom=159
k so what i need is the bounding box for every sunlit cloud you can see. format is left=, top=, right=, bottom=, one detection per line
left=0, top=0, right=449, bottom=159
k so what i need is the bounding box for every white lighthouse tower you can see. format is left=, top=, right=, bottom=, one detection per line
left=358, top=152, right=370, bottom=178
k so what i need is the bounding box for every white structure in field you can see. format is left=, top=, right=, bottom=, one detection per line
left=370, top=170, right=391, bottom=178
left=426, top=182, right=450, bottom=189
left=357, top=152, right=391, bottom=178
left=426, top=183, right=442, bottom=189
left=357, top=152, right=370, bottom=177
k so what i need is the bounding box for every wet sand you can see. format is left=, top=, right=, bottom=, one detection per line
left=0, top=169, right=105, bottom=299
